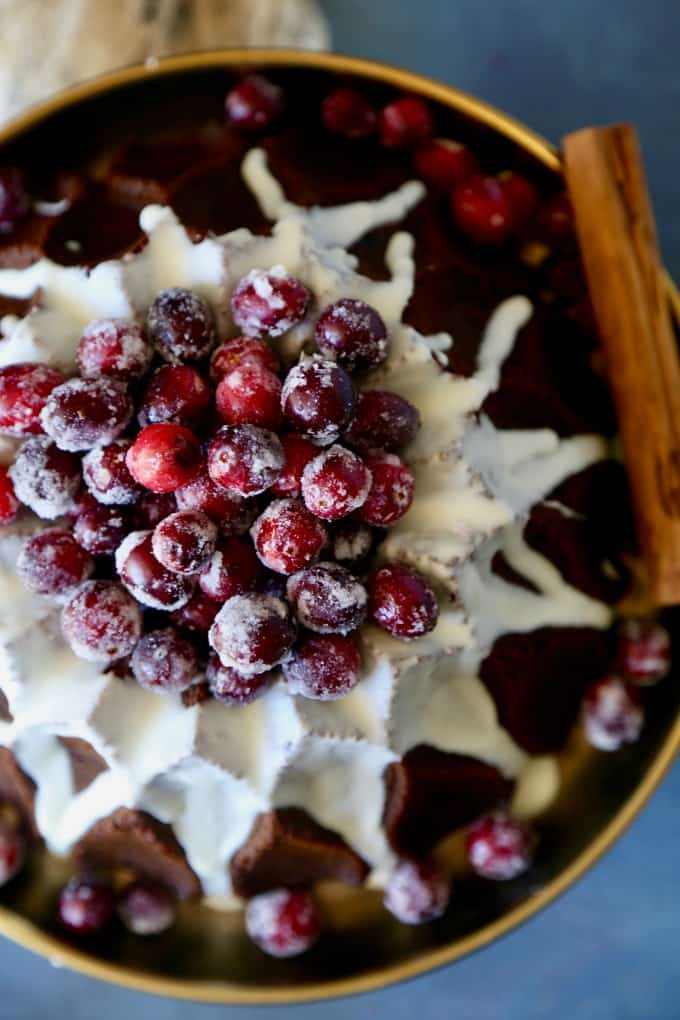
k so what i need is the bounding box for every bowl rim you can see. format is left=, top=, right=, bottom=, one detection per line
left=0, top=46, right=679, bottom=1004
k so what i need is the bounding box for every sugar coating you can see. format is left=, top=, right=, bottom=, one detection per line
left=301, top=444, right=372, bottom=520
left=286, top=561, right=367, bottom=635
left=152, top=510, right=218, bottom=574
left=209, top=592, right=294, bottom=676
left=115, top=530, right=195, bottom=611
left=250, top=498, right=327, bottom=574
left=8, top=436, right=81, bottom=518
left=77, top=318, right=152, bottom=380
left=0, top=362, right=65, bottom=436
left=383, top=859, right=450, bottom=924
left=208, top=425, right=284, bottom=496
left=61, top=579, right=142, bottom=663
left=582, top=675, right=643, bottom=751
left=231, top=266, right=310, bottom=338
left=82, top=439, right=139, bottom=506
left=147, top=287, right=215, bottom=362
left=40, top=377, right=133, bottom=452
left=244, top=888, right=319, bottom=958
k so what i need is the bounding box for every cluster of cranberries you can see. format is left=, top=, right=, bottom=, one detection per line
left=57, top=873, right=175, bottom=937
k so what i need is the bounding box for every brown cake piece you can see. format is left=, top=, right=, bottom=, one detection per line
left=0, top=214, right=55, bottom=268
left=58, top=738, right=107, bottom=794
left=0, top=747, right=39, bottom=838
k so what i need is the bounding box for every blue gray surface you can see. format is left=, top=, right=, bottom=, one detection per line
left=2, top=2, right=679, bottom=1018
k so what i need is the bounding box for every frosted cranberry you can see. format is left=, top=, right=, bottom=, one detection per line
left=171, top=588, right=220, bottom=634
left=287, top=562, right=367, bottom=634
left=0, top=363, right=65, bottom=436
left=538, top=192, right=574, bottom=241
left=62, top=580, right=142, bottom=663
left=152, top=510, right=217, bottom=574
left=281, top=358, right=355, bottom=445
left=301, top=445, right=371, bottom=521
left=82, top=439, right=141, bottom=506
left=0, top=819, right=25, bottom=886
left=582, top=674, right=643, bottom=751
left=271, top=433, right=318, bottom=498
left=216, top=364, right=282, bottom=429
left=147, top=288, right=215, bottom=363
left=77, top=318, right=152, bottom=381
left=0, top=466, right=19, bottom=524
left=131, top=627, right=198, bottom=694
left=379, top=96, right=433, bottom=149
left=331, top=519, right=374, bottom=563
left=451, top=175, right=515, bottom=245
left=8, top=437, right=81, bottom=519
left=118, top=881, right=175, bottom=935
left=0, top=167, right=29, bottom=232
left=126, top=424, right=202, bottom=493
left=466, top=812, right=535, bottom=880
left=251, top=499, right=327, bottom=574
left=17, top=529, right=93, bottom=597
left=209, top=592, right=295, bottom=676
left=210, top=336, right=280, bottom=382
left=231, top=267, right=311, bottom=338
left=284, top=633, right=361, bottom=701
left=616, top=618, right=671, bottom=685
left=207, top=425, right=284, bottom=497
left=225, top=74, right=284, bottom=132
left=321, top=87, right=377, bottom=139
left=413, top=139, right=479, bottom=190
left=246, top=888, right=319, bottom=958
left=360, top=454, right=414, bottom=526
left=315, top=298, right=389, bottom=371
left=74, top=499, right=131, bottom=556
left=138, top=365, right=211, bottom=427
left=58, top=875, right=115, bottom=934
left=116, top=530, right=195, bottom=610
left=40, top=377, right=133, bottom=452
left=198, top=535, right=261, bottom=600
left=346, top=390, right=420, bottom=454
left=368, top=563, right=438, bottom=639
left=176, top=465, right=253, bottom=532
left=384, top=859, right=450, bottom=924
left=136, top=491, right=177, bottom=528
left=207, top=652, right=273, bottom=705
left=497, top=171, right=539, bottom=225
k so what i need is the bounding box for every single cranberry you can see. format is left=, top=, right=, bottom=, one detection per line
left=8, top=437, right=81, bottom=519
left=118, top=881, right=175, bottom=935
left=271, top=433, right=318, bottom=498
left=0, top=466, right=19, bottom=524
left=0, top=819, right=25, bottom=886
left=287, top=562, right=367, bottom=634
left=367, top=563, right=439, bottom=639
left=538, top=192, right=574, bottom=241
left=126, top=424, right=202, bottom=494
left=251, top=499, right=327, bottom=574
left=209, top=592, right=295, bottom=676
left=206, top=652, right=274, bottom=705
left=346, top=390, right=420, bottom=454
left=57, top=875, right=116, bottom=934
left=360, top=454, right=415, bottom=526
left=315, top=298, right=389, bottom=371
left=152, top=510, right=217, bottom=574
left=207, top=425, right=284, bottom=496
left=0, top=363, right=65, bottom=437
left=451, top=174, right=515, bottom=245
left=582, top=674, right=643, bottom=751
left=284, top=632, right=361, bottom=701
left=331, top=519, right=374, bottom=563
left=40, top=377, right=133, bottom=452
left=77, top=318, right=152, bottom=381
left=379, top=96, right=433, bottom=149
left=135, top=491, right=177, bottom=528
left=131, top=627, right=198, bottom=694
left=138, top=365, right=211, bottom=427
left=74, top=499, right=131, bottom=556
left=231, top=267, right=311, bottom=339
left=225, top=74, right=284, bottom=132
left=0, top=167, right=29, bottom=232
left=281, top=358, right=355, bottom=444
left=616, top=618, right=671, bottom=686
left=497, top=171, right=539, bottom=225
left=176, top=465, right=254, bottom=532
left=466, top=812, right=535, bottom=880
left=82, top=439, right=141, bottom=506
left=383, top=858, right=450, bottom=924
left=62, top=580, right=142, bottom=663
left=147, top=288, right=215, bottom=362
left=171, top=588, right=220, bottom=634
left=413, top=139, right=479, bottom=190
left=216, top=364, right=282, bottom=429
left=210, top=335, right=280, bottom=382
left=245, top=888, right=320, bottom=958
left=301, top=445, right=372, bottom=521
left=321, top=87, right=377, bottom=139
left=115, top=530, right=195, bottom=610
left=198, top=535, right=261, bottom=600
left=17, top=528, right=94, bottom=597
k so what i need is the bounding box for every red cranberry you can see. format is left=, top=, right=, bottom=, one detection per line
left=287, top=562, right=367, bottom=634
left=0, top=363, right=65, bottom=436
left=281, top=358, right=355, bottom=445
left=0, top=167, right=30, bottom=232
left=0, top=466, right=19, bottom=524
left=315, top=298, right=389, bottom=371
left=346, top=390, right=420, bottom=453
left=138, top=365, right=211, bottom=427
left=77, top=318, right=152, bottom=381
left=170, top=589, right=220, bottom=634
left=245, top=888, right=320, bottom=958
left=413, top=139, right=479, bottom=190
left=466, top=812, right=535, bottom=880
left=379, top=96, right=433, bottom=149
left=251, top=499, right=327, bottom=574
left=616, top=618, right=671, bottom=686
left=216, top=364, right=282, bottom=429
left=176, top=465, right=254, bottom=532
left=131, top=627, right=198, bottom=694
left=74, top=499, right=131, bottom=556
left=497, top=171, right=539, bottom=225
left=147, top=288, right=215, bottom=363
left=207, top=425, right=283, bottom=497
left=209, top=592, right=295, bottom=676
left=126, top=424, right=202, bottom=494
left=198, top=535, right=261, bottom=601
left=8, top=437, right=81, bottom=519
left=284, top=633, right=361, bottom=701
left=210, top=336, right=280, bottom=382
left=367, top=563, right=439, bottom=639
left=360, top=454, right=414, bottom=526
left=57, top=875, right=115, bottom=934
left=225, top=74, right=284, bottom=132
left=118, top=881, right=175, bottom=935
left=301, top=444, right=372, bottom=521
left=152, top=510, right=217, bottom=574
left=0, top=819, right=25, bottom=886
left=62, top=580, right=142, bottom=663
left=231, top=267, right=311, bottom=338
left=17, top=528, right=93, bottom=598
left=538, top=192, right=574, bottom=241
left=40, top=377, right=133, bottom=452
left=206, top=652, right=274, bottom=705
left=331, top=519, right=374, bottom=563
left=582, top=674, right=643, bottom=751
left=135, top=491, right=177, bottom=528
left=82, top=439, right=141, bottom=506
left=384, top=858, right=450, bottom=924
left=271, top=433, right=318, bottom=498
left=116, top=530, right=195, bottom=610
left=321, top=87, right=377, bottom=139
left=451, top=174, right=515, bottom=245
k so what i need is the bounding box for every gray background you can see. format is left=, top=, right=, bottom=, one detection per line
left=2, top=2, right=680, bottom=1017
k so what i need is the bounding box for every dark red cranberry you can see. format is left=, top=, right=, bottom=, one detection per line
left=8, top=437, right=81, bottom=519
left=451, top=174, right=515, bottom=245
left=497, top=171, right=539, bottom=225
left=538, top=192, right=574, bottom=241
left=251, top=499, right=327, bottom=574
left=245, top=888, right=320, bottom=958
left=206, top=652, right=274, bottom=705
left=176, top=465, right=253, bottom=532
left=616, top=618, right=671, bottom=685
left=126, top=424, right=202, bottom=494
left=77, top=318, right=152, bottom=381
left=17, top=528, right=94, bottom=597
left=0, top=819, right=25, bottom=886
left=367, top=563, right=439, bottom=639
left=261, top=570, right=287, bottom=599
left=138, top=365, right=211, bottom=427
left=231, top=268, right=311, bottom=338
left=331, top=519, right=374, bottom=563
left=152, top=510, right=217, bottom=574
left=0, top=363, right=65, bottom=437
left=135, top=490, right=177, bottom=528
left=209, top=592, right=295, bottom=676
left=147, top=288, right=215, bottom=362
left=270, top=433, right=318, bottom=498
left=131, top=627, right=198, bottom=694
left=284, top=633, right=361, bottom=701
left=379, top=96, right=433, bottom=149
left=321, top=87, right=377, bottom=139
left=171, top=588, right=220, bottom=634
left=315, top=298, right=389, bottom=371
left=207, top=425, right=283, bottom=497
left=360, top=454, right=415, bottom=526
left=198, top=535, right=261, bottom=601
left=40, top=377, right=133, bottom=452
left=301, top=444, right=371, bottom=521
left=383, top=858, right=450, bottom=924
left=466, top=812, right=535, bottom=880
left=115, top=530, right=195, bottom=610
left=345, top=390, right=420, bottom=453
left=118, top=881, right=175, bottom=935
left=74, top=499, right=131, bottom=556
left=0, top=466, right=19, bottom=524
left=210, top=335, right=280, bottom=382
left=225, top=74, right=284, bottom=132
left=413, top=139, right=479, bottom=190
left=216, top=364, right=282, bottom=429
left=581, top=674, right=643, bottom=751
left=62, top=580, right=142, bottom=663
left=57, top=875, right=116, bottom=934
left=82, top=439, right=141, bottom=506
left=287, top=562, right=367, bottom=634
left=0, top=167, right=30, bottom=233
left=281, top=358, right=355, bottom=444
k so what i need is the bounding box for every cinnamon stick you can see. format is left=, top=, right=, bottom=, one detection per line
left=563, top=123, right=680, bottom=605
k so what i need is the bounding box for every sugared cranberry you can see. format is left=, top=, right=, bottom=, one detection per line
left=62, top=580, right=142, bottom=663
left=198, top=535, right=261, bottom=601
left=116, top=530, right=195, bottom=610
left=207, top=425, right=283, bottom=497
left=176, top=465, right=253, bottom=532
left=231, top=267, right=311, bottom=339
left=251, top=499, right=327, bottom=574
left=616, top=618, right=671, bottom=686
left=8, top=437, right=81, bottom=519
left=287, top=562, right=367, bottom=634
left=216, top=364, right=282, bottom=429
left=497, top=171, right=539, bottom=225
left=126, top=423, right=202, bottom=494
left=152, top=510, right=217, bottom=574
left=171, top=589, right=220, bottom=634
left=77, top=318, right=152, bottom=381
left=131, top=627, right=198, bottom=694
left=379, top=96, right=433, bottom=149
left=301, top=444, right=371, bottom=521
left=40, top=377, right=133, bottom=452
left=74, top=499, right=131, bottom=556
left=147, top=288, right=215, bottom=363
left=118, top=881, right=175, bottom=936
left=451, top=174, right=515, bottom=245
left=0, top=819, right=25, bottom=886
left=367, top=563, right=439, bottom=639
left=209, top=592, right=295, bottom=676
left=135, top=490, right=177, bottom=528
left=17, top=528, right=93, bottom=598
left=270, top=433, right=318, bottom=498
left=360, top=454, right=414, bottom=526
left=538, top=192, right=574, bottom=241
left=582, top=674, right=643, bottom=751
left=383, top=858, right=450, bottom=924
left=57, top=875, right=115, bottom=934
left=82, top=439, right=141, bottom=506
left=332, top=519, right=374, bottom=563
left=466, top=812, right=535, bottom=880
left=315, top=298, right=389, bottom=371
left=0, top=363, right=65, bottom=437
left=0, top=167, right=29, bottom=232
left=210, top=336, right=280, bottom=382
left=245, top=888, right=320, bottom=959
left=346, top=390, right=420, bottom=454
left=284, top=633, right=361, bottom=701
left=225, top=74, right=284, bottom=132
left=207, top=652, right=274, bottom=705
left=0, top=466, right=19, bottom=524
left=281, top=358, right=355, bottom=445
left=413, top=139, right=479, bottom=190
left=138, top=365, right=211, bottom=427
left=321, top=87, right=377, bottom=139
